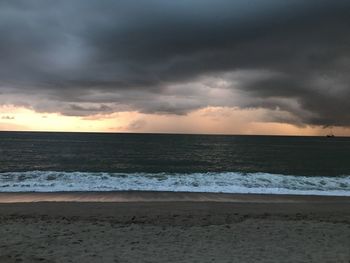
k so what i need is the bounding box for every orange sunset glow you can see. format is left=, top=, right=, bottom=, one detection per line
left=1, top=105, right=349, bottom=136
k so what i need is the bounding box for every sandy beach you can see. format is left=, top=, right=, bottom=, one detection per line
left=0, top=192, right=349, bottom=263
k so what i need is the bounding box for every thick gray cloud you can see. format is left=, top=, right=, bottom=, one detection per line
left=0, top=0, right=350, bottom=126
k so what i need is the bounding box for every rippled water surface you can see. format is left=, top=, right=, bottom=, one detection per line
left=1, top=132, right=350, bottom=195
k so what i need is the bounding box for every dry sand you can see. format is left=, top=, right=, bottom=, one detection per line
left=0, top=192, right=349, bottom=263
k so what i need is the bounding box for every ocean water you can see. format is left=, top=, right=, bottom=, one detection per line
left=0, top=131, right=349, bottom=196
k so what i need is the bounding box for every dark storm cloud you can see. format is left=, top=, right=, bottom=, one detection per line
left=0, top=0, right=350, bottom=126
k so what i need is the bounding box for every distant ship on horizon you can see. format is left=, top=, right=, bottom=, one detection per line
left=326, top=129, right=335, bottom=138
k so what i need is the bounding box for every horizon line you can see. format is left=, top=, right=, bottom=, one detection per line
left=0, top=130, right=347, bottom=138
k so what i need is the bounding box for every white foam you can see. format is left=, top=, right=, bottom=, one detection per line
left=0, top=171, right=349, bottom=196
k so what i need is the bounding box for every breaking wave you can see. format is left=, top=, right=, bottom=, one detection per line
left=0, top=171, right=349, bottom=196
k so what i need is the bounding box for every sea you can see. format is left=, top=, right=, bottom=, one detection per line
left=0, top=131, right=349, bottom=196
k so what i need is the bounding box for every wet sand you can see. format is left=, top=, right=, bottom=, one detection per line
left=0, top=192, right=349, bottom=262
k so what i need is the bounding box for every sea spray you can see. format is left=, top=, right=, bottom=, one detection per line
left=0, top=171, right=349, bottom=196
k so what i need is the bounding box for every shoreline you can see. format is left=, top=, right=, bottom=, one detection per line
left=0, top=192, right=349, bottom=222
left=0, top=191, right=350, bottom=203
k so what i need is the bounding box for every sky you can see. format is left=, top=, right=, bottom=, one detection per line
left=1, top=0, right=350, bottom=135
